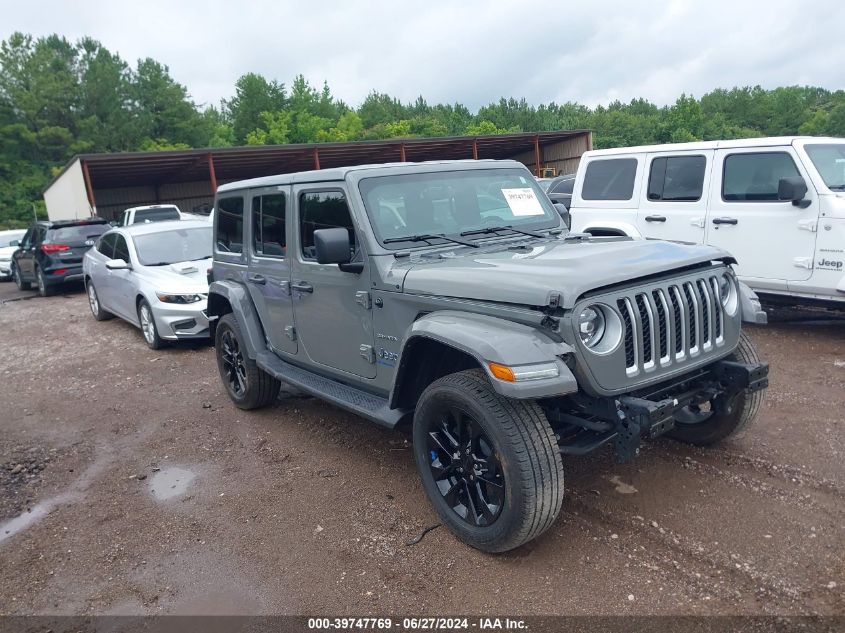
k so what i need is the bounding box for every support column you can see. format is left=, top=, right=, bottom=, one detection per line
left=399, top=143, right=406, bottom=162
left=81, top=160, right=96, bottom=216
left=207, top=153, right=218, bottom=193
left=533, top=135, right=543, bottom=177
left=472, top=139, right=478, bottom=160
left=313, top=148, right=321, bottom=170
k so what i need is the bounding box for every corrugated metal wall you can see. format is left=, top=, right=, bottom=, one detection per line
left=94, top=180, right=217, bottom=220
left=89, top=132, right=592, bottom=220
left=510, top=133, right=592, bottom=177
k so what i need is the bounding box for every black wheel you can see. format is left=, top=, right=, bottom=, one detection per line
left=215, top=313, right=279, bottom=410
left=35, top=266, right=56, bottom=297
left=86, top=280, right=112, bottom=321
left=13, top=264, right=31, bottom=290
left=412, top=369, right=564, bottom=553
left=137, top=298, right=165, bottom=350
left=668, top=331, right=765, bottom=446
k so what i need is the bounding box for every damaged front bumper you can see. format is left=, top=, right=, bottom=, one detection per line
left=547, top=358, right=769, bottom=462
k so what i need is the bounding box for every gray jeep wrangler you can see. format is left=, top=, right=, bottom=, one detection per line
left=207, top=159, right=769, bottom=552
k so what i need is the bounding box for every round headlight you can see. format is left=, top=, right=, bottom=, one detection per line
left=718, top=274, right=732, bottom=306
left=579, top=306, right=606, bottom=348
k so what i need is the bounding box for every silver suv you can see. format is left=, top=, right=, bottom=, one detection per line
left=208, top=160, right=769, bottom=552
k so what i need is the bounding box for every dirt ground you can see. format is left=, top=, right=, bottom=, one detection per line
left=0, top=281, right=842, bottom=617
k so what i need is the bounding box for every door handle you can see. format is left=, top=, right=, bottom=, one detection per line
left=712, top=217, right=738, bottom=225
left=247, top=274, right=266, bottom=285
left=291, top=281, right=313, bottom=294
left=645, top=215, right=667, bottom=223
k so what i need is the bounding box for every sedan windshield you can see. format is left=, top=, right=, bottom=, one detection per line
left=133, top=226, right=212, bottom=266
left=358, top=168, right=560, bottom=248
left=805, top=144, right=845, bottom=190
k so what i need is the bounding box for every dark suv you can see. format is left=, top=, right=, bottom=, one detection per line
left=12, top=219, right=110, bottom=296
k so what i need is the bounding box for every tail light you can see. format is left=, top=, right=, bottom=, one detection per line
left=41, top=244, right=70, bottom=254
left=52, top=269, right=67, bottom=275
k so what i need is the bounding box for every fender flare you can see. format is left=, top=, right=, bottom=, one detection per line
left=738, top=281, right=768, bottom=325
left=579, top=220, right=641, bottom=238
left=392, top=311, right=579, bottom=402
left=207, top=280, right=266, bottom=359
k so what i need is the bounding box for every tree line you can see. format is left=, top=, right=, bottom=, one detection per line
left=2, top=32, right=844, bottom=228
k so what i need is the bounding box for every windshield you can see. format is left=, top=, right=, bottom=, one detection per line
left=133, top=207, right=180, bottom=223
left=805, top=144, right=845, bottom=190
left=133, top=226, right=212, bottom=266
left=359, top=168, right=560, bottom=248
left=0, top=232, right=25, bottom=248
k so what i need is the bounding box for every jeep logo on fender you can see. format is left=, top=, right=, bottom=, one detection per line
left=817, top=258, right=844, bottom=271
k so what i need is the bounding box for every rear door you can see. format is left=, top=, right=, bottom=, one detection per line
left=89, top=233, right=117, bottom=308
left=637, top=151, right=712, bottom=243
left=246, top=186, right=298, bottom=356
left=708, top=148, right=819, bottom=285
left=14, top=227, right=36, bottom=280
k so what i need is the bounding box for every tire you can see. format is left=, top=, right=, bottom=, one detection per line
left=215, top=313, right=280, bottom=410
left=13, top=264, right=31, bottom=291
left=86, top=280, right=112, bottom=321
left=412, top=369, right=564, bottom=553
left=137, top=298, right=165, bottom=350
left=668, top=331, right=765, bottom=446
left=36, top=266, right=56, bottom=297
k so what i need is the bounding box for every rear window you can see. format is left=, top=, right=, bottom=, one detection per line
left=551, top=177, right=575, bottom=194
left=648, top=155, right=706, bottom=202
left=47, top=224, right=108, bottom=244
left=132, top=207, right=180, bottom=223
left=216, top=196, right=244, bottom=254
left=581, top=159, right=637, bottom=200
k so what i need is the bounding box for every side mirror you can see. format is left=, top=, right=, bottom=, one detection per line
left=313, top=227, right=363, bottom=273
left=9, top=240, right=19, bottom=247
left=106, top=258, right=131, bottom=271
left=553, top=203, right=572, bottom=229
left=778, top=177, right=810, bottom=207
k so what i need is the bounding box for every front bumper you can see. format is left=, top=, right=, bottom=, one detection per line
left=152, top=300, right=210, bottom=340
left=549, top=358, right=769, bottom=462
left=0, top=261, right=11, bottom=277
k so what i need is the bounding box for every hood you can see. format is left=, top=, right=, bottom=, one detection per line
left=138, top=260, right=210, bottom=293
left=401, top=237, right=733, bottom=309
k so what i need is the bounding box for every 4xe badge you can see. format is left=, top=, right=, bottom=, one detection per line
left=817, top=258, right=843, bottom=271
left=84, top=239, right=95, bottom=246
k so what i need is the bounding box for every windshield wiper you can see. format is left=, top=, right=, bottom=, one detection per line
left=383, top=233, right=479, bottom=248
left=144, top=262, right=172, bottom=266
left=828, top=185, right=845, bottom=191
left=460, top=225, right=545, bottom=239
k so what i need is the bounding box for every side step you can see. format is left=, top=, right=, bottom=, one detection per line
left=558, top=430, right=617, bottom=456
left=256, top=351, right=410, bottom=429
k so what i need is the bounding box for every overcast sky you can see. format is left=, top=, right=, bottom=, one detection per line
left=3, top=0, right=844, bottom=111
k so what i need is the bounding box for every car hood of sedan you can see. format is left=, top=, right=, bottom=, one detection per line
left=138, top=260, right=210, bottom=294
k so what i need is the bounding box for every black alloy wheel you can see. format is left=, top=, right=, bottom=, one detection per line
left=424, top=406, right=505, bottom=527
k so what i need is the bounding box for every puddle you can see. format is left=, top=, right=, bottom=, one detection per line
left=149, top=467, right=197, bottom=500
left=608, top=475, right=638, bottom=494
left=0, top=493, right=75, bottom=544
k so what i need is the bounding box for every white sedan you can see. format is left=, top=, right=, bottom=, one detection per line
left=83, top=219, right=212, bottom=349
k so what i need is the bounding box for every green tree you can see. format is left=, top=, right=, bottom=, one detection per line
left=225, top=73, right=286, bottom=144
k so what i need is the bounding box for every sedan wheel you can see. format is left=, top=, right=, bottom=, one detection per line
left=137, top=299, right=164, bottom=349
left=86, top=282, right=112, bottom=321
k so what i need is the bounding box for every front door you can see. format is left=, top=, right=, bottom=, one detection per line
left=245, top=186, right=298, bottom=356
left=14, top=227, right=36, bottom=280
left=707, top=148, right=819, bottom=286
left=637, top=151, right=712, bottom=243
left=290, top=186, right=375, bottom=379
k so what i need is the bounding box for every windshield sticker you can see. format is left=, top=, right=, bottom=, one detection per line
left=501, top=188, right=545, bottom=216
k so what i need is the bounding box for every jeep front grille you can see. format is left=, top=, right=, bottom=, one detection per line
left=616, top=275, right=726, bottom=377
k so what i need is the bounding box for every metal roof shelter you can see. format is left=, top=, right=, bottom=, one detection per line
left=43, top=130, right=592, bottom=221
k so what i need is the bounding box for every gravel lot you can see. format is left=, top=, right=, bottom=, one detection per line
left=0, top=281, right=843, bottom=616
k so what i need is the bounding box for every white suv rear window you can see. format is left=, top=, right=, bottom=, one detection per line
left=582, top=158, right=637, bottom=200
